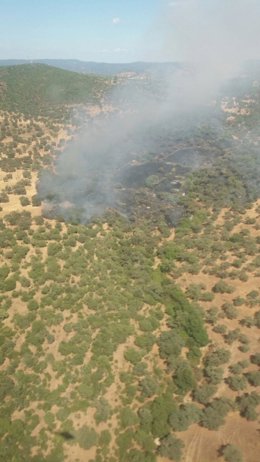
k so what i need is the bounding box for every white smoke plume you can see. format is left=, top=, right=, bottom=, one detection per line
left=38, top=0, right=260, bottom=222
left=155, top=0, right=260, bottom=105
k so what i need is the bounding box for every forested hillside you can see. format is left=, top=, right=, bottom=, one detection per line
left=0, top=64, right=109, bottom=117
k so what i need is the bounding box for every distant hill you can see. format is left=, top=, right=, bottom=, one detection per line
left=0, top=59, right=181, bottom=76
left=0, top=63, right=109, bottom=117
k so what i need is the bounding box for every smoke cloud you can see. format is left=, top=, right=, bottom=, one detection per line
left=38, top=0, right=260, bottom=223
left=156, top=0, right=260, bottom=104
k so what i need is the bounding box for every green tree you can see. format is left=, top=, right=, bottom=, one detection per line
left=222, top=444, right=243, bottom=462
left=174, top=361, right=196, bottom=394
left=245, top=371, right=260, bottom=387
left=157, top=331, right=184, bottom=360
left=158, top=434, right=184, bottom=461
left=169, top=404, right=201, bottom=431
left=193, top=384, right=217, bottom=404
left=119, top=407, right=138, bottom=429
left=226, top=375, right=247, bottom=391
left=77, top=426, right=97, bottom=449
left=201, top=398, right=233, bottom=430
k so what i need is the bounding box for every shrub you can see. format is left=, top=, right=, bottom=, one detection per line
left=226, top=375, right=247, bottom=391
left=99, top=430, right=111, bottom=447
left=32, top=194, right=41, bottom=206
left=1, top=277, right=16, bottom=292
left=77, top=426, right=97, bottom=449
left=150, top=394, right=175, bottom=438
left=0, top=192, right=9, bottom=203
left=134, top=429, right=156, bottom=452
left=47, top=242, right=62, bottom=256
left=225, top=329, right=240, bottom=345
left=233, top=297, right=245, bottom=306
left=236, top=392, right=260, bottom=420
left=213, top=324, right=227, bottom=334
left=204, top=366, right=224, bottom=385
left=222, top=444, right=243, bottom=462
left=174, top=361, right=196, bottom=394
left=169, top=404, right=201, bottom=431
left=124, top=348, right=143, bottom=365
left=245, top=371, right=260, bottom=387
left=158, top=434, right=184, bottom=461
left=224, top=305, right=238, bottom=320
left=19, top=196, right=30, bottom=206
left=204, top=348, right=231, bottom=367
left=158, top=331, right=184, bottom=360
left=250, top=353, right=260, bottom=366
left=212, top=281, right=234, bottom=294
left=205, top=307, right=219, bottom=324
left=119, top=407, right=138, bottom=429
left=94, top=399, right=111, bottom=424
left=239, top=345, right=250, bottom=353
left=139, top=375, right=159, bottom=398
left=201, top=398, right=233, bottom=430
left=193, top=384, right=217, bottom=404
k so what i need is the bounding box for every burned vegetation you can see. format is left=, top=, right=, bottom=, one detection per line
left=37, top=109, right=228, bottom=227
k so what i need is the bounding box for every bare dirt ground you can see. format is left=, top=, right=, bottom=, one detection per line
left=177, top=413, right=259, bottom=462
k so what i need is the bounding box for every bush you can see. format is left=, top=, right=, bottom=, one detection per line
left=229, top=361, right=248, bottom=374
left=158, top=331, right=184, bottom=360
left=47, top=242, right=62, bottom=256
left=233, top=297, right=245, bottom=306
left=245, top=371, right=260, bottom=387
left=212, top=280, right=234, bottom=294
left=213, top=324, right=227, bottom=334
left=169, top=404, right=201, bottom=431
left=201, top=398, right=233, bottom=430
left=158, top=434, right=184, bottom=461
left=250, top=353, right=260, bottom=366
left=236, top=392, right=260, bottom=420
left=139, top=375, right=159, bottom=398
left=99, top=430, right=111, bottom=447
left=19, top=196, right=30, bottom=206
left=224, top=305, right=238, bottom=319
left=77, top=426, right=97, bottom=449
left=226, top=375, right=247, bottom=391
left=222, top=444, right=243, bottom=462
left=150, top=394, right=175, bottom=438
left=124, top=348, right=143, bottom=365
left=94, top=399, right=111, bottom=424
left=1, top=277, right=16, bottom=292
left=239, top=345, right=250, bottom=353
left=32, top=195, right=41, bottom=206
left=134, top=429, right=155, bottom=453
left=0, top=192, right=9, bottom=203
left=225, top=329, right=240, bottom=345
left=204, top=366, right=224, bottom=385
left=193, top=384, right=217, bottom=404
left=204, top=348, right=231, bottom=368
left=174, top=361, right=196, bottom=394
left=119, top=407, right=138, bottom=429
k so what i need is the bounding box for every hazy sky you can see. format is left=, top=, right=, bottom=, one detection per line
left=1, top=1, right=260, bottom=63
left=0, top=0, right=161, bottom=62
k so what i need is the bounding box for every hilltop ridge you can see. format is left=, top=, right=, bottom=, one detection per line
left=0, top=63, right=109, bottom=117
left=0, top=59, right=181, bottom=76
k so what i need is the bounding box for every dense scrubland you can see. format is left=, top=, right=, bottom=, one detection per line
left=0, top=64, right=109, bottom=118
left=0, top=64, right=259, bottom=462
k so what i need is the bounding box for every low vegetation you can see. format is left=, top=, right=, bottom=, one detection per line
left=0, top=64, right=259, bottom=461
